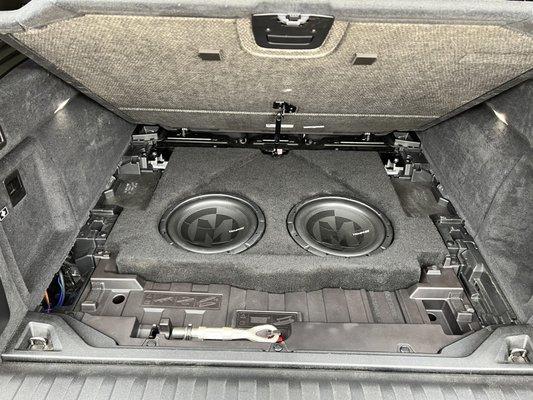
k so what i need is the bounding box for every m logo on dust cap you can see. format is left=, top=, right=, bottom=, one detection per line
left=287, top=196, right=393, bottom=257
left=160, top=194, right=265, bottom=254
left=181, top=207, right=242, bottom=246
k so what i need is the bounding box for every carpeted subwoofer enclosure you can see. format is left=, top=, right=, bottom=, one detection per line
left=107, top=147, right=447, bottom=292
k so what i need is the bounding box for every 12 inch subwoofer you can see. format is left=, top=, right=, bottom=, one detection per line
left=287, top=196, right=393, bottom=257
left=160, top=194, right=265, bottom=254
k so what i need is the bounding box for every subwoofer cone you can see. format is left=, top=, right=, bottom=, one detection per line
left=160, top=194, right=265, bottom=254
left=287, top=196, right=393, bottom=257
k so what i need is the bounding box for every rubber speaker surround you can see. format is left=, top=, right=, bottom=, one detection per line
left=287, top=196, right=393, bottom=257
left=160, top=194, right=265, bottom=254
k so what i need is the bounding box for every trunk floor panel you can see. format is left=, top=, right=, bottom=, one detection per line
left=76, top=259, right=476, bottom=352
left=106, top=148, right=447, bottom=292
left=91, top=281, right=429, bottom=327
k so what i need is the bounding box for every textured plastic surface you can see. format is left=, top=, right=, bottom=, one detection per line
left=251, top=14, right=334, bottom=49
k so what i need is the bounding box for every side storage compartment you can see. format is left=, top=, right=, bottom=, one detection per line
left=0, top=58, right=133, bottom=350
left=0, top=138, right=75, bottom=295
left=420, top=81, right=533, bottom=324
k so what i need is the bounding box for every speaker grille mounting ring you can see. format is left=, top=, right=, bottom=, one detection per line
left=287, top=196, right=393, bottom=257
left=160, top=194, right=265, bottom=254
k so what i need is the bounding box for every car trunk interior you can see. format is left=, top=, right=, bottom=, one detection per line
left=0, top=0, right=531, bottom=373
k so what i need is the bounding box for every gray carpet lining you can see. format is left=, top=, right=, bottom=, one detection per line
left=178, top=152, right=261, bottom=201
left=107, top=147, right=447, bottom=292
left=292, top=152, right=359, bottom=193
left=7, top=13, right=533, bottom=133
left=0, top=60, right=133, bottom=309
left=419, top=81, right=533, bottom=323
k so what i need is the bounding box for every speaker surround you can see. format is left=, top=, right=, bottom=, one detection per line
left=160, top=194, right=265, bottom=254
left=287, top=196, right=393, bottom=257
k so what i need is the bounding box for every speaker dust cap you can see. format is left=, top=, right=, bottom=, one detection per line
left=287, top=196, right=393, bottom=257
left=160, top=194, right=265, bottom=254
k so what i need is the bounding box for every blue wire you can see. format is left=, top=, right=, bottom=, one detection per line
left=55, top=270, right=66, bottom=309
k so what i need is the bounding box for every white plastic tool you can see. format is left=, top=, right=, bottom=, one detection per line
left=169, top=324, right=281, bottom=343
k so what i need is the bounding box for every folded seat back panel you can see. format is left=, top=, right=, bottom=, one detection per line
left=5, top=13, right=533, bottom=133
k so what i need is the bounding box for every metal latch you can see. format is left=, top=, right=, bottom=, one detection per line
left=508, top=348, right=529, bottom=364
left=29, top=336, right=53, bottom=351
left=277, top=14, right=310, bottom=27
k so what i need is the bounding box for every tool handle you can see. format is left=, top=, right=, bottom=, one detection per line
left=194, top=325, right=280, bottom=342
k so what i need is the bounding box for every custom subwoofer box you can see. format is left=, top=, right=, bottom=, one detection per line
left=107, top=147, right=447, bottom=292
